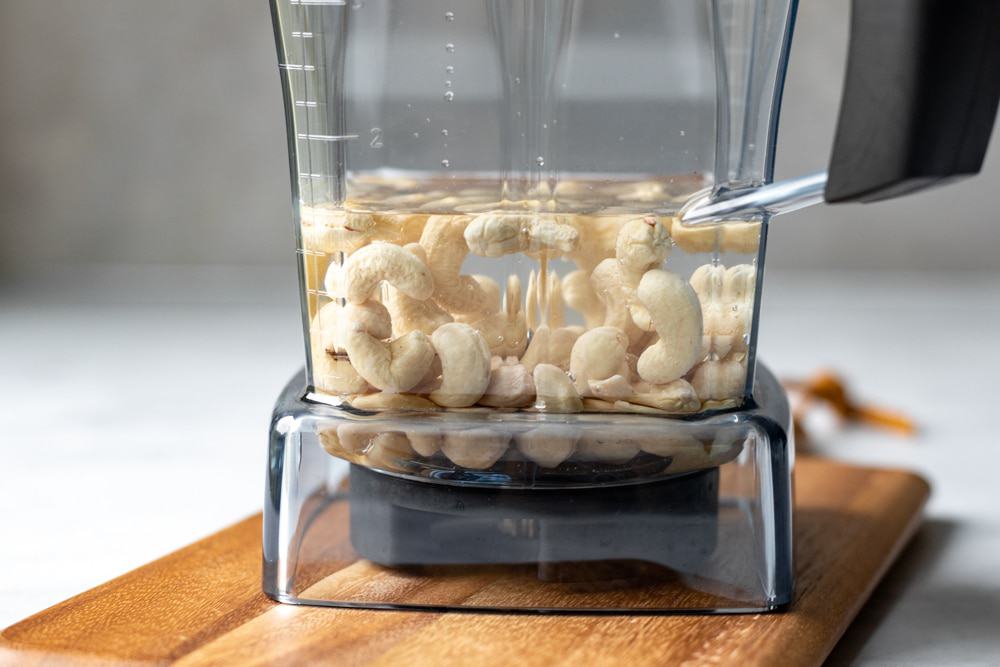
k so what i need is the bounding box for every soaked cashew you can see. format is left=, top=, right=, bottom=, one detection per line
left=311, top=341, right=369, bottom=395
left=470, top=275, right=529, bottom=358
left=548, top=326, right=583, bottom=370
left=691, top=263, right=756, bottom=359
left=480, top=356, right=535, bottom=408
left=565, top=214, right=629, bottom=271
left=516, top=427, right=578, bottom=467
left=420, top=215, right=492, bottom=316
left=465, top=213, right=579, bottom=258
left=520, top=324, right=582, bottom=372
left=690, top=358, right=747, bottom=401
left=586, top=375, right=700, bottom=412
left=635, top=270, right=704, bottom=384
left=384, top=244, right=453, bottom=336
left=520, top=325, right=550, bottom=372
left=533, top=363, right=583, bottom=413
left=343, top=242, right=434, bottom=304
left=300, top=205, right=397, bottom=254
left=630, top=378, right=701, bottom=412
left=670, top=218, right=762, bottom=254
left=442, top=428, right=511, bottom=469
left=562, top=269, right=605, bottom=328
left=575, top=429, right=640, bottom=463
left=721, top=221, right=762, bottom=253
left=429, top=323, right=492, bottom=407
left=351, top=393, right=438, bottom=410
left=407, top=429, right=442, bottom=457
left=341, top=301, right=436, bottom=393
left=569, top=326, right=630, bottom=395
left=586, top=374, right=633, bottom=401
left=590, top=216, right=670, bottom=343
left=364, top=431, right=415, bottom=469
left=616, top=216, right=671, bottom=330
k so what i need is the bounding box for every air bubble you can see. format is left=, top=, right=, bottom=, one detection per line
left=444, top=11, right=455, bottom=21
left=445, top=80, right=452, bottom=88
left=445, top=43, right=455, bottom=53
left=613, top=32, right=621, bottom=39
left=443, top=91, right=455, bottom=101
left=535, top=156, right=545, bottom=167
left=441, top=129, right=449, bottom=136
left=413, top=132, right=420, bottom=138
left=441, top=159, right=450, bottom=168
left=445, top=65, right=455, bottom=74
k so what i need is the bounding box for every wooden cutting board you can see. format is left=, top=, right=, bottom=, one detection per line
left=0, top=458, right=929, bottom=667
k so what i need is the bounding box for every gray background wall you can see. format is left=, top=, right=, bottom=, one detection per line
left=1, top=0, right=997, bottom=276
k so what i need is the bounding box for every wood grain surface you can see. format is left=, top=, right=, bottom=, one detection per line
left=0, top=458, right=929, bottom=667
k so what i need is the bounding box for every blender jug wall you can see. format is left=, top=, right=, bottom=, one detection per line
left=270, top=0, right=800, bottom=433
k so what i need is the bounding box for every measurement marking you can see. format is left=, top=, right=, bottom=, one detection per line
left=279, top=63, right=317, bottom=72
left=294, top=100, right=321, bottom=108
left=299, top=173, right=331, bottom=179
left=291, top=31, right=314, bottom=38
left=297, top=133, right=359, bottom=142
left=289, top=0, right=347, bottom=5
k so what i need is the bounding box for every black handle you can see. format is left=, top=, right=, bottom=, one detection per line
left=825, top=0, right=1000, bottom=203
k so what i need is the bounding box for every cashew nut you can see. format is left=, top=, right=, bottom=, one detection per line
left=585, top=375, right=700, bottom=412
left=575, top=430, right=640, bottom=463
left=533, top=363, right=583, bottom=413
left=516, top=427, right=577, bottom=468
left=341, top=301, right=436, bottom=393
left=310, top=341, right=369, bottom=395
left=384, top=244, right=453, bottom=336
left=343, top=242, right=434, bottom=304
left=564, top=214, right=629, bottom=271
left=589, top=217, right=669, bottom=344
left=586, top=374, right=633, bottom=401
left=635, top=269, right=703, bottom=384
left=470, top=275, right=528, bottom=358
left=569, top=326, right=630, bottom=395
left=521, top=324, right=582, bottom=372
left=420, top=215, right=492, bottom=316
left=464, top=213, right=579, bottom=258
left=350, top=392, right=438, bottom=411
left=480, top=356, right=535, bottom=408
left=407, top=429, right=442, bottom=457
left=562, top=269, right=605, bottom=328
left=441, top=428, right=511, bottom=469
left=670, top=218, right=762, bottom=254
left=630, top=378, right=701, bottom=412
left=690, top=358, right=747, bottom=401
left=617, top=216, right=671, bottom=330
left=520, top=325, right=550, bottom=372
left=300, top=205, right=394, bottom=254
left=429, top=323, right=492, bottom=407
left=691, top=263, right=755, bottom=359
left=364, top=431, right=415, bottom=469
left=548, top=326, right=583, bottom=370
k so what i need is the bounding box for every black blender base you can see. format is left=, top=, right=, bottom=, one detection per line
left=348, top=463, right=720, bottom=577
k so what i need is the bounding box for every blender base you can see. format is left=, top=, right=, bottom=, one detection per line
left=264, top=364, right=793, bottom=613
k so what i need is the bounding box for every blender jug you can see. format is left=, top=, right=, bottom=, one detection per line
left=263, top=0, right=999, bottom=612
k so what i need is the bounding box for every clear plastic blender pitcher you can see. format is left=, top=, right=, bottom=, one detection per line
left=269, top=0, right=999, bottom=481
left=263, top=0, right=999, bottom=611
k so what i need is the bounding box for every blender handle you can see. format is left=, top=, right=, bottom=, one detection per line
left=682, top=0, right=1000, bottom=225
left=825, top=0, right=1000, bottom=203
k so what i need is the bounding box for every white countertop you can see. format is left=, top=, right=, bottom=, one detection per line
left=2, top=266, right=998, bottom=665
